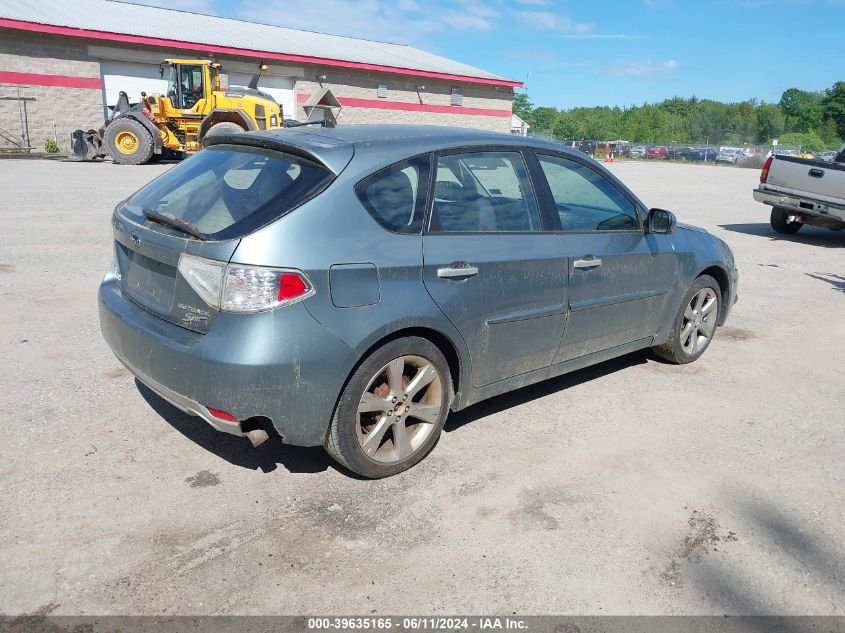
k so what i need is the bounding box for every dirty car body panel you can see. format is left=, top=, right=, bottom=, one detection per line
left=98, top=125, right=738, bottom=457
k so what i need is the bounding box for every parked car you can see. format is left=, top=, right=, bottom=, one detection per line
left=818, top=151, right=837, bottom=162
left=573, top=140, right=596, bottom=155
left=716, top=149, right=744, bottom=164
left=686, top=148, right=719, bottom=162
left=646, top=145, right=669, bottom=159
left=99, top=125, right=739, bottom=478
left=754, top=140, right=845, bottom=234
left=667, top=146, right=693, bottom=160
left=629, top=145, right=647, bottom=158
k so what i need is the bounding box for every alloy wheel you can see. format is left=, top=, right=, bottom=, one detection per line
left=355, top=355, right=443, bottom=463
left=680, top=288, right=718, bottom=355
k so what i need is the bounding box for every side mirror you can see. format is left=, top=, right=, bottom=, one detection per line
left=648, top=208, right=677, bottom=234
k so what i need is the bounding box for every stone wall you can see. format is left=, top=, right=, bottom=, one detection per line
left=0, top=29, right=104, bottom=152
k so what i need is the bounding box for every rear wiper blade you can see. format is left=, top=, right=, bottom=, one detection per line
left=141, top=209, right=206, bottom=241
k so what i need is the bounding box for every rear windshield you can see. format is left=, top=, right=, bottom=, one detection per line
left=122, top=144, right=334, bottom=240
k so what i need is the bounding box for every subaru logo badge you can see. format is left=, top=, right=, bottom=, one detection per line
left=130, top=232, right=141, bottom=247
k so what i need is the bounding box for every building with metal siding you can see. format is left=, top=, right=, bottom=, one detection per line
left=0, top=0, right=520, bottom=153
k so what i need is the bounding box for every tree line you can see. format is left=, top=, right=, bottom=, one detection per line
left=512, top=82, right=845, bottom=150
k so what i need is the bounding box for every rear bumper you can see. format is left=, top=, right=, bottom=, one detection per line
left=124, top=362, right=242, bottom=436
left=98, top=274, right=358, bottom=446
left=753, top=188, right=845, bottom=224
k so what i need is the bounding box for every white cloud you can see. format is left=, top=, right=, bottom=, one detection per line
left=516, top=10, right=593, bottom=32
left=601, top=58, right=679, bottom=77
left=559, top=33, right=647, bottom=39
left=441, top=10, right=495, bottom=31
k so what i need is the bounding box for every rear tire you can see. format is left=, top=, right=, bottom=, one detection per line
left=770, top=207, right=803, bottom=234
left=104, top=118, right=154, bottom=165
left=203, top=121, right=245, bottom=139
left=653, top=275, right=721, bottom=365
left=325, top=337, right=451, bottom=478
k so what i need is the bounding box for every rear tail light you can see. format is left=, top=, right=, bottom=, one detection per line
left=178, top=255, right=226, bottom=307
left=223, top=265, right=313, bottom=312
left=178, top=253, right=313, bottom=313
left=207, top=407, right=238, bottom=423
left=760, top=156, right=773, bottom=183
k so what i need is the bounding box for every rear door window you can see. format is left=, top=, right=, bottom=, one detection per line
left=429, top=151, right=541, bottom=233
left=122, top=145, right=334, bottom=240
left=355, top=155, right=430, bottom=234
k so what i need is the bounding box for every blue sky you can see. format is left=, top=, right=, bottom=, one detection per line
left=131, top=0, right=844, bottom=109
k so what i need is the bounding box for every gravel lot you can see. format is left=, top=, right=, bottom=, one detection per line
left=0, top=157, right=842, bottom=616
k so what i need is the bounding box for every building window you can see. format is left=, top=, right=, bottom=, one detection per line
left=377, top=84, right=388, bottom=98
left=450, top=87, right=463, bottom=106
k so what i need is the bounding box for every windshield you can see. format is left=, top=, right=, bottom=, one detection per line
left=122, top=145, right=334, bottom=240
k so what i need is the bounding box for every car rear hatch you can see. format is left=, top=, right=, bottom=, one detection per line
left=112, top=136, right=350, bottom=333
left=112, top=215, right=237, bottom=334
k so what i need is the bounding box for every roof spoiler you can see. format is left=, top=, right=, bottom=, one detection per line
left=202, top=133, right=354, bottom=175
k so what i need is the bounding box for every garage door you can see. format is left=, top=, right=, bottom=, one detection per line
left=228, top=73, right=296, bottom=121
left=100, top=61, right=167, bottom=113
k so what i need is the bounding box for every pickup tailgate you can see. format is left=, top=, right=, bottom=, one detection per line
left=764, top=155, right=845, bottom=206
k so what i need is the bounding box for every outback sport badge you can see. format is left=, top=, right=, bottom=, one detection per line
left=178, top=304, right=209, bottom=325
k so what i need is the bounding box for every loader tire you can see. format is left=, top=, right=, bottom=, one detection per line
left=105, top=118, right=154, bottom=165
left=204, top=121, right=245, bottom=140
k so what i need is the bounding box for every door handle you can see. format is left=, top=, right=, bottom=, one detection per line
left=437, top=264, right=479, bottom=279
left=809, top=168, right=824, bottom=178
left=573, top=258, right=602, bottom=269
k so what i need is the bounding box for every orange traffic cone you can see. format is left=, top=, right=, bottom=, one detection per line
left=604, top=152, right=614, bottom=163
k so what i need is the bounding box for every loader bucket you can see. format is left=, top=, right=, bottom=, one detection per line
left=69, top=129, right=89, bottom=161
left=69, top=129, right=103, bottom=161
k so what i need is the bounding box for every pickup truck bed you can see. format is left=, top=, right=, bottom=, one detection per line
left=753, top=145, right=845, bottom=234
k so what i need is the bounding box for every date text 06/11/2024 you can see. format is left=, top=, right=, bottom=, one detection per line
left=306, top=617, right=528, bottom=630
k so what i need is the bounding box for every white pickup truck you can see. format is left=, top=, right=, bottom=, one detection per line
left=753, top=142, right=845, bottom=234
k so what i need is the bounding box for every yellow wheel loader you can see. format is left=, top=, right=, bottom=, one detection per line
left=71, top=59, right=283, bottom=165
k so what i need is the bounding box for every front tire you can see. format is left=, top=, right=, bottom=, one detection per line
left=325, top=337, right=451, bottom=478
left=653, top=275, right=721, bottom=364
left=104, top=118, right=154, bottom=165
left=770, top=207, right=803, bottom=234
